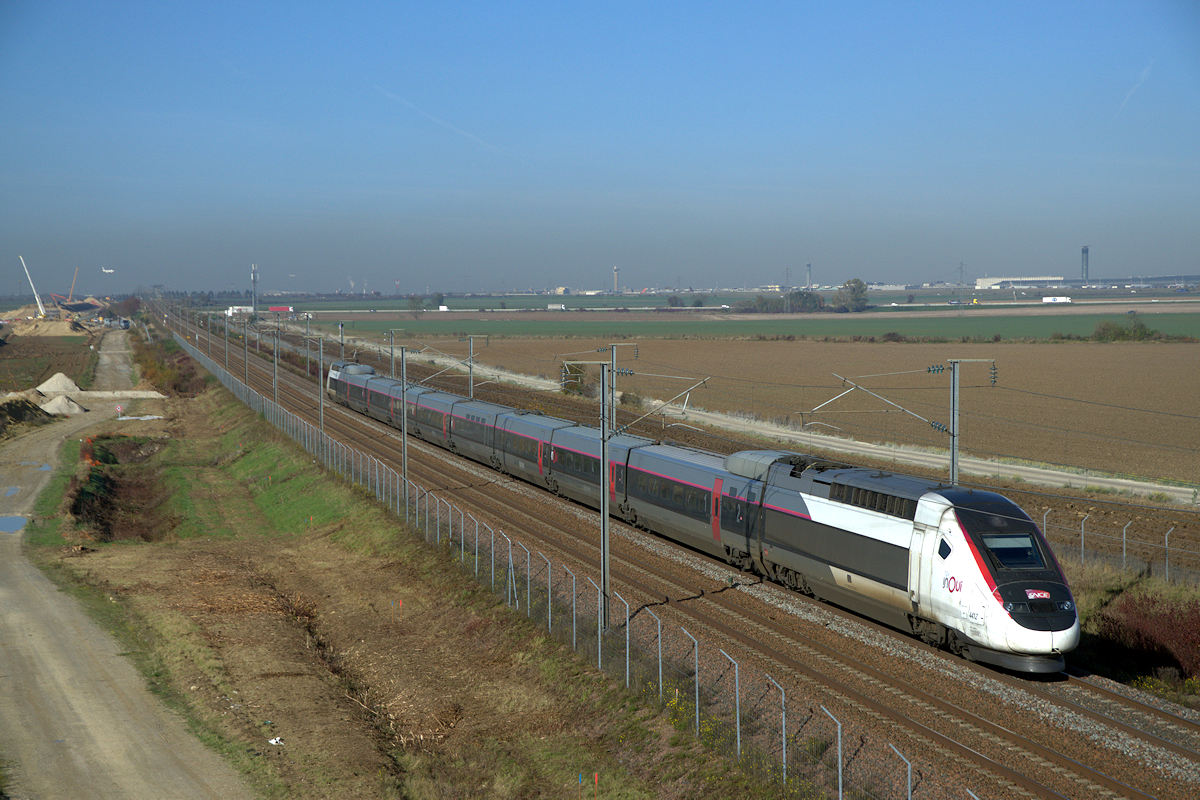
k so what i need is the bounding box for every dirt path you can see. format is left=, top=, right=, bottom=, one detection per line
left=90, top=328, right=134, bottom=391
left=0, top=334, right=251, bottom=799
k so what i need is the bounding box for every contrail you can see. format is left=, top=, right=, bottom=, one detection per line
left=1117, top=59, right=1154, bottom=115
left=374, top=84, right=506, bottom=155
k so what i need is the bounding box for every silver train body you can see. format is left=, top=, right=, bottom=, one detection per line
left=327, top=360, right=1079, bottom=673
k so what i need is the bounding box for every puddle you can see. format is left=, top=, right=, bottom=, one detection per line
left=4, top=486, right=18, bottom=497
left=37, top=464, right=50, bottom=471
left=0, top=516, right=27, bottom=533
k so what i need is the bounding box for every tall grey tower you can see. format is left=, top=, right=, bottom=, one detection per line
left=251, top=263, right=259, bottom=313
left=612, top=265, right=619, bottom=293
left=1081, top=246, right=1089, bottom=282
left=806, top=263, right=812, bottom=289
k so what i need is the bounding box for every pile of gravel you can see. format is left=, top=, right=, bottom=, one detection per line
left=40, top=395, right=88, bottom=416
left=36, top=372, right=81, bottom=394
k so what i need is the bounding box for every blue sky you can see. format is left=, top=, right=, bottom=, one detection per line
left=2, top=1, right=1198, bottom=296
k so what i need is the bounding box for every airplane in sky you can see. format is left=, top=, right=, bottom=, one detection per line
left=101, top=266, right=115, bottom=274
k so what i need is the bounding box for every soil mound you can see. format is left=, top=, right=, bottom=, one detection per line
left=0, top=398, right=52, bottom=437
left=41, top=394, right=88, bottom=415
left=3, top=389, right=46, bottom=403
left=37, top=372, right=81, bottom=394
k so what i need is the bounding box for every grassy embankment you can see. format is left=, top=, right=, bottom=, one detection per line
left=21, top=383, right=782, bottom=798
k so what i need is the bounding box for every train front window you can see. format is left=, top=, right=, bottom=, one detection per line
left=981, top=534, right=1045, bottom=569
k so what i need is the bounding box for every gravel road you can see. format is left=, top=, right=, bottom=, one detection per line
left=0, top=329, right=251, bottom=800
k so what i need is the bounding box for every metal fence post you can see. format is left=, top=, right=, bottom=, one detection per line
left=1080, top=514, right=1089, bottom=563
left=1166, top=526, right=1174, bottom=581
left=719, top=649, right=740, bottom=760
left=613, top=590, right=630, bottom=688
left=681, top=627, right=699, bottom=737
left=888, top=743, right=912, bottom=800
left=460, top=508, right=466, bottom=562
left=539, top=552, right=551, bottom=632
left=587, top=577, right=602, bottom=670
left=646, top=609, right=662, bottom=701
left=517, top=542, right=531, bottom=617
left=500, top=532, right=513, bottom=606
left=1123, top=521, right=1132, bottom=570
left=766, top=674, right=786, bottom=783
left=821, top=705, right=842, bottom=800
left=563, top=565, right=577, bottom=651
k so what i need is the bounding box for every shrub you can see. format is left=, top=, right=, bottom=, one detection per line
left=1096, top=593, right=1200, bottom=677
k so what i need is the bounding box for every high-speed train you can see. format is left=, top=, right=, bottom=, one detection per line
left=327, top=360, right=1078, bottom=673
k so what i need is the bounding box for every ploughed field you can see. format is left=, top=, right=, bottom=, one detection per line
left=409, top=337, right=1197, bottom=487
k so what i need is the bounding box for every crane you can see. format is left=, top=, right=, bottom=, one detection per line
left=67, top=266, right=79, bottom=303
left=18, top=256, right=47, bottom=318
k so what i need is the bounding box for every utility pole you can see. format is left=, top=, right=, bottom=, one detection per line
left=607, top=342, right=638, bottom=430
left=272, top=329, right=279, bottom=404
left=562, top=358, right=616, bottom=630
left=389, top=329, right=405, bottom=378
left=462, top=335, right=487, bottom=399
left=224, top=315, right=229, bottom=370
left=600, top=363, right=610, bottom=630
left=400, top=345, right=409, bottom=514
left=303, top=335, right=324, bottom=431
left=339, top=322, right=344, bottom=359
left=243, top=320, right=249, bottom=385
left=945, top=358, right=996, bottom=485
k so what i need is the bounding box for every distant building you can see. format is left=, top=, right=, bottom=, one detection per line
left=976, top=276, right=1065, bottom=290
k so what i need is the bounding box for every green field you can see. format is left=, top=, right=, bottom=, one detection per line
left=316, top=311, right=1200, bottom=341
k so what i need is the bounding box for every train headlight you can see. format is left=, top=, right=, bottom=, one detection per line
left=1004, top=602, right=1015, bottom=612
left=1057, top=600, right=1074, bottom=612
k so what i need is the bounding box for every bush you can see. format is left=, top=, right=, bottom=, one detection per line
left=1096, top=593, right=1200, bottom=677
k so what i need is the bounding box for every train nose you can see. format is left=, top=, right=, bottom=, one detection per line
left=1052, top=621, right=1081, bottom=653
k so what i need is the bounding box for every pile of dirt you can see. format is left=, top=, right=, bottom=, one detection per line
left=37, top=372, right=80, bottom=394
left=3, top=388, right=45, bottom=403
left=10, top=318, right=89, bottom=337
left=0, top=398, right=53, bottom=438
left=41, top=395, right=88, bottom=416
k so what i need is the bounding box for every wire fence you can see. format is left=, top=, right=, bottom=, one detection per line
left=174, top=329, right=937, bottom=798
left=171, top=320, right=1192, bottom=798
left=1040, top=511, right=1199, bottom=584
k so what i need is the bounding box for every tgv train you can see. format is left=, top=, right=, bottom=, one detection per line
left=327, top=360, right=1079, bottom=673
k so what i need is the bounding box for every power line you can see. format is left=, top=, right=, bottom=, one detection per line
left=994, top=385, right=1200, bottom=420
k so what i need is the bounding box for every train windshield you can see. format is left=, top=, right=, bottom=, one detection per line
left=954, top=497, right=1047, bottom=571
left=980, top=534, right=1045, bottom=569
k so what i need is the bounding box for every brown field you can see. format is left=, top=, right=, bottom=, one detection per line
left=410, top=337, right=1198, bottom=487
left=0, top=333, right=97, bottom=392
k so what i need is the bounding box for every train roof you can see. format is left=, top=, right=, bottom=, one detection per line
left=638, top=441, right=725, bottom=471
left=331, top=360, right=375, bottom=375
left=816, top=466, right=945, bottom=500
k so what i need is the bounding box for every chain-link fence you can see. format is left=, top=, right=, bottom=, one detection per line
left=1039, top=510, right=1199, bottom=583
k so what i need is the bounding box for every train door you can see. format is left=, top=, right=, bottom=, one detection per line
left=710, top=478, right=723, bottom=544
left=929, top=509, right=964, bottom=627
left=910, top=522, right=938, bottom=615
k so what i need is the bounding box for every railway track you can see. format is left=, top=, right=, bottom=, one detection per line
left=171, top=312, right=1200, bottom=799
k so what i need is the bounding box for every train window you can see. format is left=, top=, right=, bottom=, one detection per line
left=981, top=534, right=1045, bottom=569
left=938, top=539, right=951, bottom=560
